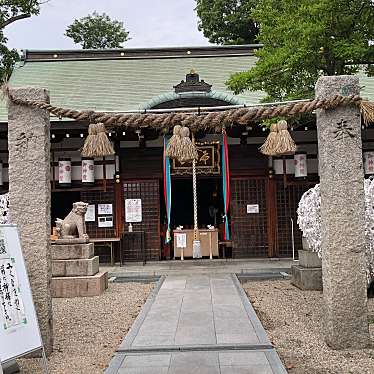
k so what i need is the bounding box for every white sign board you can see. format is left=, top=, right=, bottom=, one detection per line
left=98, top=203, right=112, bottom=215
left=0, top=225, right=43, bottom=363
left=175, top=233, right=187, bottom=248
left=98, top=216, right=113, bottom=228
left=84, top=204, right=95, bottom=222
left=247, top=204, right=259, bottom=214
left=125, top=199, right=142, bottom=223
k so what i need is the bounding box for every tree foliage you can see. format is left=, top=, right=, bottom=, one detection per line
left=195, top=0, right=259, bottom=44
left=227, top=0, right=374, bottom=101
left=65, top=12, right=130, bottom=49
left=0, top=0, right=44, bottom=82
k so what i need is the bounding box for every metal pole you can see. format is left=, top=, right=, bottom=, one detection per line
left=291, top=218, right=296, bottom=261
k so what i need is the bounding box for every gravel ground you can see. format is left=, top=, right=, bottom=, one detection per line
left=17, top=282, right=153, bottom=374
left=243, top=280, right=374, bottom=374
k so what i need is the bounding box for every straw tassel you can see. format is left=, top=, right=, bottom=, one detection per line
left=259, top=122, right=280, bottom=156
left=178, top=127, right=198, bottom=163
left=361, top=101, right=374, bottom=126
left=259, top=120, right=296, bottom=156
left=81, top=123, right=115, bottom=157
left=166, top=125, right=182, bottom=159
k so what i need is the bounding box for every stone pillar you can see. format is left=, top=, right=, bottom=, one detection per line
left=7, top=87, right=53, bottom=354
left=315, top=76, right=369, bottom=349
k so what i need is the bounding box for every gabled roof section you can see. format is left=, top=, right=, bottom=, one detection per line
left=0, top=45, right=265, bottom=122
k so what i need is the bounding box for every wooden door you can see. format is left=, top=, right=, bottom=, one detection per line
left=123, top=179, right=160, bottom=261
left=231, top=177, right=268, bottom=257
left=275, top=180, right=311, bottom=257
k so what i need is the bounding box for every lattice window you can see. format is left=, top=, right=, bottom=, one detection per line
left=231, top=178, right=268, bottom=258
left=81, top=183, right=116, bottom=239
left=275, top=181, right=310, bottom=257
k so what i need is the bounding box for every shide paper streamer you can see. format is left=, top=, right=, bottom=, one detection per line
left=297, top=179, right=374, bottom=286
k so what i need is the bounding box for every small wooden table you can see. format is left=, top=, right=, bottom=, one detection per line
left=90, top=237, right=120, bottom=266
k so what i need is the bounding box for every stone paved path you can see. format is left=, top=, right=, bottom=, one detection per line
left=105, top=274, right=287, bottom=374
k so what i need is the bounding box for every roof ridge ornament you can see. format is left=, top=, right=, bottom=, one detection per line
left=174, top=71, right=212, bottom=94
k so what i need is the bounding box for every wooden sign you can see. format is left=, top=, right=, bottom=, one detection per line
left=171, top=142, right=221, bottom=175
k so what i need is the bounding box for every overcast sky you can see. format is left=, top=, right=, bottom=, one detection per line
left=5, top=0, right=211, bottom=51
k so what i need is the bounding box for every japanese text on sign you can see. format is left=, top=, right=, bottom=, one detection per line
left=175, top=233, right=187, bottom=248
left=125, top=199, right=142, bottom=223
left=0, top=231, right=27, bottom=331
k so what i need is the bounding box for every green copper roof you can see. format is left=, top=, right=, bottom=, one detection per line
left=0, top=46, right=373, bottom=122
left=0, top=53, right=264, bottom=122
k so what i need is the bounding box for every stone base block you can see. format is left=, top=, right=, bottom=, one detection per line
left=51, top=271, right=108, bottom=298
left=291, top=264, right=323, bottom=291
left=298, top=249, right=322, bottom=268
left=52, top=256, right=99, bottom=276
left=51, top=243, right=94, bottom=260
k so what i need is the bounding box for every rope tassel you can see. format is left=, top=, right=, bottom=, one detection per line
left=166, top=125, right=182, bottom=159
left=81, top=123, right=115, bottom=157
left=178, top=127, right=198, bottom=163
left=259, top=120, right=297, bottom=156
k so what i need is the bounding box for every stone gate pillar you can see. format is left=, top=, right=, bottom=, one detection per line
left=316, top=76, right=369, bottom=349
left=7, top=87, right=53, bottom=354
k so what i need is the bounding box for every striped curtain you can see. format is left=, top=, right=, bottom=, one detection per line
left=222, top=132, right=231, bottom=240
left=163, top=137, right=172, bottom=243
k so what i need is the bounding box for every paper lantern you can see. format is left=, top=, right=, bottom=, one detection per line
left=81, top=158, right=95, bottom=184
left=364, top=151, right=374, bottom=175
left=58, top=158, right=71, bottom=186
left=294, top=153, right=308, bottom=177
left=0, top=161, right=3, bottom=186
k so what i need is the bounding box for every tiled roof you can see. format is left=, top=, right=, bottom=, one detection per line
left=0, top=46, right=264, bottom=122
left=0, top=45, right=372, bottom=122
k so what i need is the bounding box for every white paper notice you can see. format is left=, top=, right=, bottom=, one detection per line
left=85, top=204, right=95, bottom=222
left=125, top=199, right=142, bottom=222
left=247, top=204, right=259, bottom=214
left=98, top=216, right=113, bottom=228
left=176, top=233, right=187, bottom=248
left=98, top=204, right=113, bottom=215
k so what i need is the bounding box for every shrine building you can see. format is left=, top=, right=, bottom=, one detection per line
left=0, top=45, right=373, bottom=262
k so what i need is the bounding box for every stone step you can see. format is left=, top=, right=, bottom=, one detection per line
left=52, top=256, right=99, bottom=277
left=51, top=271, right=108, bottom=298
left=51, top=242, right=94, bottom=260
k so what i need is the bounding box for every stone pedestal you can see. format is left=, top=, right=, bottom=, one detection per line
left=291, top=249, right=323, bottom=290
left=51, top=243, right=108, bottom=298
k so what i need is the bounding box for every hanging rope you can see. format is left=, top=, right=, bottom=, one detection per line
left=3, top=86, right=368, bottom=131
left=3, top=85, right=373, bottom=158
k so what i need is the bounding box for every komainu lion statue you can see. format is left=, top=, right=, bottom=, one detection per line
left=56, top=201, right=89, bottom=242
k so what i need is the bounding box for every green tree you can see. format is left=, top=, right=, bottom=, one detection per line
left=195, top=0, right=259, bottom=44
left=227, top=0, right=374, bottom=101
left=65, top=12, right=130, bottom=49
left=0, top=0, right=45, bottom=82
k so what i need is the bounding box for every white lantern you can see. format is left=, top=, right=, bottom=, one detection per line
left=294, top=153, right=308, bottom=177
left=0, top=161, right=3, bottom=186
left=364, top=151, right=374, bottom=175
left=58, top=158, right=71, bottom=186
left=82, top=158, right=95, bottom=184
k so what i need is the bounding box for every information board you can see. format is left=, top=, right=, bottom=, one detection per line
left=0, top=225, right=43, bottom=364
